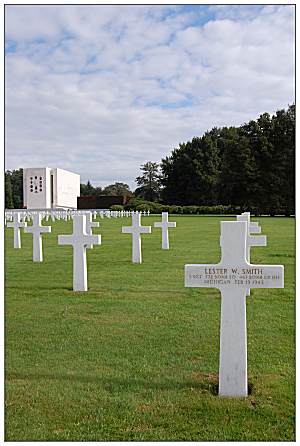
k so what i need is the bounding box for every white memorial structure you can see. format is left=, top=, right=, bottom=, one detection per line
left=23, top=167, right=80, bottom=209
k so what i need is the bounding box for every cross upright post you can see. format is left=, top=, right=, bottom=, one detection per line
left=7, top=212, right=27, bottom=249
left=240, top=212, right=261, bottom=234
left=85, top=212, right=100, bottom=249
left=237, top=213, right=266, bottom=261
left=122, top=212, right=151, bottom=263
left=24, top=213, right=51, bottom=261
left=185, top=221, right=284, bottom=397
left=58, top=214, right=101, bottom=291
left=237, top=213, right=267, bottom=296
left=154, top=212, right=176, bottom=249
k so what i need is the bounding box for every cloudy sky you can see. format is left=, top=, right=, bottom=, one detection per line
left=5, top=4, right=295, bottom=190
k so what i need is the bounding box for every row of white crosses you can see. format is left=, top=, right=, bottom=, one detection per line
left=7, top=210, right=175, bottom=291
left=7, top=213, right=27, bottom=249
left=185, top=212, right=284, bottom=398
left=58, top=212, right=171, bottom=291
left=5, top=208, right=151, bottom=225
left=6, top=209, right=163, bottom=259
left=7, top=212, right=52, bottom=261
left=57, top=212, right=176, bottom=290
left=122, top=212, right=177, bottom=262
left=7, top=209, right=284, bottom=398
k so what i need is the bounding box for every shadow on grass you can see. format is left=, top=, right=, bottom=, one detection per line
left=6, top=285, right=190, bottom=295
left=7, top=371, right=222, bottom=396
left=6, top=285, right=74, bottom=292
left=7, top=371, right=255, bottom=398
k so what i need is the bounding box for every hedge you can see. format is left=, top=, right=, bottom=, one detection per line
left=122, top=200, right=293, bottom=215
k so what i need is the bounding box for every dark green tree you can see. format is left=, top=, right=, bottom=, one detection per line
left=102, top=182, right=132, bottom=196
left=218, top=128, right=256, bottom=210
left=11, top=169, right=23, bottom=208
left=161, top=132, right=221, bottom=205
left=94, top=186, right=103, bottom=196
left=159, top=105, right=294, bottom=214
left=270, top=105, right=295, bottom=215
left=5, top=172, right=14, bottom=208
left=80, top=180, right=95, bottom=196
left=135, top=162, right=161, bottom=201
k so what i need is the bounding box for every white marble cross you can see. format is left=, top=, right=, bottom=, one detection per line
left=58, top=215, right=101, bottom=291
left=237, top=213, right=266, bottom=262
left=85, top=212, right=100, bottom=249
left=237, top=213, right=267, bottom=296
left=239, top=212, right=261, bottom=234
left=185, top=221, right=284, bottom=397
left=154, top=212, right=176, bottom=249
left=122, top=212, right=151, bottom=263
left=24, top=213, right=51, bottom=261
left=7, top=212, right=27, bottom=248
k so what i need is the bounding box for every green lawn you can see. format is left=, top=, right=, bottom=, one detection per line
left=5, top=215, right=295, bottom=441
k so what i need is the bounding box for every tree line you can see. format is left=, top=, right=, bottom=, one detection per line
left=5, top=168, right=23, bottom=209
left=80, top=181, right=132, bottom=197
left=159, top=105, right=295, bottom=215
left=5, top=104, right=294, bottom=215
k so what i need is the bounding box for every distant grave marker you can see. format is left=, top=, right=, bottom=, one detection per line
left=239, top=212, right=261, bottom=234
left=24, top=213, right=51, bottom=262
left=7, top=212, right=27, bottom=249
left=85, top=212, right=100, bottom=249
left=122, top=212, right=151, bottom=263
left=58, top=215, right=101, bottom=291
left=154, top=212, right=176, bottom=249
left=237, top=213, right=267, bottom=296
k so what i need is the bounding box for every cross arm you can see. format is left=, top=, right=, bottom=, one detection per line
left=58, top=235, right=73, bottom=245
left=122, top=227, right=133, bottom=233
left=140, top=226, right=151, bottom=234
left=86, top=235, right=101, bottom=246
left=249, top=235, right=267, bottom=246
left=40, top=226, right=52, bottom=233
left=249, top=224, right=261, bottom=234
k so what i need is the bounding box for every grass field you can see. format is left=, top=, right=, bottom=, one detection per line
left=5, top=215, right=295, bottom=441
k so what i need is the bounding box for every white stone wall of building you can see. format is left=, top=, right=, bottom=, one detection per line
left=53, top=168, right=80, bottom=209
left=23, top=167, right=51, bottom=209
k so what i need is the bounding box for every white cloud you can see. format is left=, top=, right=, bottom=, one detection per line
left=5, top=5, right=295, bottom=189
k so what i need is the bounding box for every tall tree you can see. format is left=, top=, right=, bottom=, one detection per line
left=218, top=128, right=256, bottom=210
left=135, top=162, right=161, bottom=201
left=270, top=105, right=295, bottom=215
left=80, top=180, right=95, bottom=196
left=160, top=105, right=294, bottom=214
left=161, top=133, right=221, bottom=205
left=5, top=172, right=14, bottom=208
left=10, top=168, right=23, bottom=208
left=102, top=182, right=132, bottom=196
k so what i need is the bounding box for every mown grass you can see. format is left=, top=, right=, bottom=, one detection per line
left=5, top=215, right=295, bottom=441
